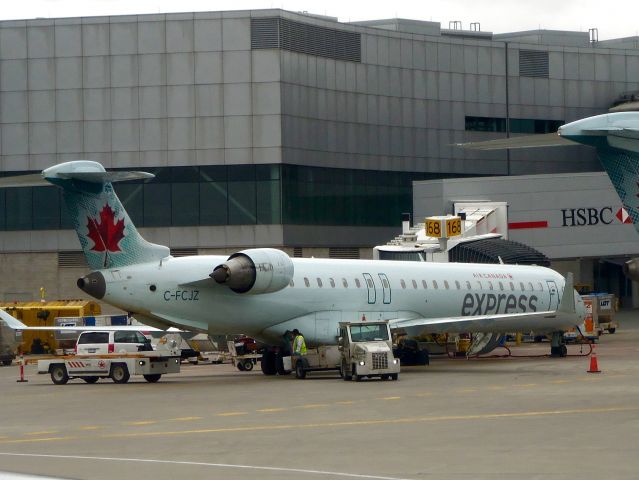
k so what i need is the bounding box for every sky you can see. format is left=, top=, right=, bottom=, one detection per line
left=1, top=0, right=637, bottom=41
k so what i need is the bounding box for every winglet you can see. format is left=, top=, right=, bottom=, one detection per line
left=558, top=272, right=575, bottom=314
left=0, top=309, right=27, bottom=330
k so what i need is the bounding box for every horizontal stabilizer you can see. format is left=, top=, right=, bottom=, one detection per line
left=0, top=165, right=153, bottom=189
left=54, top=171, right=154, bottom=183
left=456, top=133, right=576, bottom=151
left=0, top=173, right=51, bottom=188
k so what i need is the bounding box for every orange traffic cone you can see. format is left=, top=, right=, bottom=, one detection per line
left=588, top=345, right=601, bottom=373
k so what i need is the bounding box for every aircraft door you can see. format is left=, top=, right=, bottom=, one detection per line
left=315, top=311, right=341, bottom=344
left=546, top=280, right=559, bottom=310
left=378, top=273, right=391, bottom=304
left=362, top=273, right=377, bottom=304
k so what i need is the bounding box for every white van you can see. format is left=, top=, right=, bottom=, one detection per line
left=75, top=330, right=151, bottom=355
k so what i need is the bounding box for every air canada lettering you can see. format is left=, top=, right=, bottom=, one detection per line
left=461, top=293, right=538, bottom=316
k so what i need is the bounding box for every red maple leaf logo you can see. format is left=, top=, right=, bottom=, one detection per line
left=87, top=205, right=125, bottom=253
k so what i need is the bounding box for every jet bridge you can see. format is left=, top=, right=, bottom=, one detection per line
left=374, top=202, right=549, bottom=266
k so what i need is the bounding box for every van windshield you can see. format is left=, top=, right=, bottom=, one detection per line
left=349, top=324, right=389, bottom=342
left=77, top=332, right=109, bottom=344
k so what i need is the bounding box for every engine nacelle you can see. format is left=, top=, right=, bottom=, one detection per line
left=211, top=248, right=294, bottom=294
left=623, top=257, right=639, bottom=282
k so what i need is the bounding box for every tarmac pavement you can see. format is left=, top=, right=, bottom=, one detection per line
left=1, top=311, right=638, bottom=480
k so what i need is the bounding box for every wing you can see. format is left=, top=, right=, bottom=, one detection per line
left=455, top=132, right=576, bottom=150
left=391, top=273, right=580, bottom=334
left=0, top=308, right=185, bottom=333
left=390, top=309, right=575, bottom=335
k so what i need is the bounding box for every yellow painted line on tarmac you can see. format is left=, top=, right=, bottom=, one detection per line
left=513, top=384, right=537, bottom=388
left=25, top=431, right=58, bottom=436
left=124, top=421, right=157, bottom=426
left=78, top=426, right=102, bottom=431
left=380, top=396, right=401, bottom=401
left=550, top=380, right=571, bottom=384
left=0, top=436, right=74, bottom=445
left=300, top=403, right=329, bottom=409
left=216, top=412, right=248, bottom=417
left=169, top=417, right=203, bottom=422
left=93, top=405, right=639, bottom=441
left=335, top=400, right=356, bottom=405
left=2, top=405, right=637, bottom=445
left=257, top=408, right=287, bottom=413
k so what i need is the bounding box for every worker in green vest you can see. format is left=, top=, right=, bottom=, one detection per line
left=292, top=329, right=307, bottom=357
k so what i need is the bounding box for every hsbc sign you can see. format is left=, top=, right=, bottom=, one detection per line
left=561, top=207, right=632, bottom=227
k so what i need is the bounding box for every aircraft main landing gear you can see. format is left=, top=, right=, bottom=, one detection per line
left=550, top=331, right=567, bottom=357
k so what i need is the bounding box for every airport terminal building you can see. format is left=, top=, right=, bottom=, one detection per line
left=0, top=9, right=638, bottom=301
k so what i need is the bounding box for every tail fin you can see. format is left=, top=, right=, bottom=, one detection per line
left=596, top=147, right=639, bottom=232
left=43, top=161, right=170, bottom=270
left=558, top=112, right=639, bottom=233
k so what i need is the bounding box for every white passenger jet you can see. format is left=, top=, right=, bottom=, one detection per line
left=0, top=160, right=585, bottom=373
left=460, top=111, right=639, bottom=281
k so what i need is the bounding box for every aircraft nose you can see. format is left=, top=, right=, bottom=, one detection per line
left=77, top=271, right=106, bottom=299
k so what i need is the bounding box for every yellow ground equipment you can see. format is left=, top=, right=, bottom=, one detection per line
left=0, top=300, right=101, bottom=354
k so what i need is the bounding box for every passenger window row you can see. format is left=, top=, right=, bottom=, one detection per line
left=289, top=276, right=546, bottom=292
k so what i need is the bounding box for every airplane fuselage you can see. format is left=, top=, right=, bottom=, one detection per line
left=90, top=256, right=583, bottom=345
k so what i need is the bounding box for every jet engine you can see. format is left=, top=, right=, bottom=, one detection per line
left=211, top=248, right=294, bottom=294
left=623, top=257, right=639, bottom=282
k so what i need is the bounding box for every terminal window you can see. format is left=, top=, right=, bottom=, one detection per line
left=465, top=116, right=564, bottom=134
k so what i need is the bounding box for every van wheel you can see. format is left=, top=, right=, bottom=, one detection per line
left=242, top=359, right=254, bottom=371
left=143, top=374, right=161, bottom=383
left=391, top=373, right=399, bottom=381
left=50, top=365, right=69, bottom=385
left=2, top=359, right=12, bottom=366
left=237, top=361, right=246, bottom=371
left=111, top=364, right=130, bottom=384
left=608, top=328, right=616, bottom=334
left=82, top=376, right=99, bottom=384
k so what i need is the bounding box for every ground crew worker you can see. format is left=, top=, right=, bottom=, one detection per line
left=292, top=329, right=307, bottom=357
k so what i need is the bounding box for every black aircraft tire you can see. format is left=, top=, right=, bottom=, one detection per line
left=143, top=374, right=162, bottom=383
left=261, top=351, right=277, bottom=376
left=276, top=352, right=290, bottom=375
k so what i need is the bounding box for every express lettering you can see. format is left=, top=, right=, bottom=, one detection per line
left=461, top=293, right=537, bottom=315
left=163, top=290, right=200, bottom=301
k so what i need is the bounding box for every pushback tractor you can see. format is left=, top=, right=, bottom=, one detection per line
left=293, top=320, right=400, bottom=381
